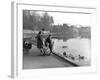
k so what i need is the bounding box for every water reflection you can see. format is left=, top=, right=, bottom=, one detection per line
left=52, top=37, right=91, bottom=63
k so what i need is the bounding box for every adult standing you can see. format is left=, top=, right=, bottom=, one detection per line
left=36, top=31, right=44, bottom=54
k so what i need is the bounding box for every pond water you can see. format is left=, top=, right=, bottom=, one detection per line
left=52, top=37, right=91, bottom=62
left=24, top=32, right=91, bottom=64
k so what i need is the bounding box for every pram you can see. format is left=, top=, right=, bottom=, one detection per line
left=41, top=36, right=54, bottom=56
left=23, top=39, right=32, bottom=54
left=41, top=43, right=51, bottom=56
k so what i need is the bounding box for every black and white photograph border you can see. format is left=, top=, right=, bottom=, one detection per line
left=11, top=1, right=97, bottom=78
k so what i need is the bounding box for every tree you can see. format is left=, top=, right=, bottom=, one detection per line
left=23, top=10, right=40, bottom=30
left=40, top=12, right=54, bottom=30
left=23, top=10, right=37, bottom=30
left=23, top=10, right=32, bottom=29
left=23, top=11, right=54, bottom=31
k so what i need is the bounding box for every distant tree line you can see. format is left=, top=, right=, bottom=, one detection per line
left=50, top=24, right=91, bottom=39
left=23, top=10, right=91, bottom=39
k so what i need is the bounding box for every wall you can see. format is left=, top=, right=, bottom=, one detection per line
left=0, top=0, right=100, bottom=80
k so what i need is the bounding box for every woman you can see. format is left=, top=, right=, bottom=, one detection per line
left=36, top=31, right=44, bottom=54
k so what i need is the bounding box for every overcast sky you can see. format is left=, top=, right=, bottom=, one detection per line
left=36, top=11, right=91, bottom=27
left=48, top=12, right=91, bottom=26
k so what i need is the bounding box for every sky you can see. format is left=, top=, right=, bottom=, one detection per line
left=34, top=11, right=91, bottom=27
left=48, top=12, right=91, bottom=26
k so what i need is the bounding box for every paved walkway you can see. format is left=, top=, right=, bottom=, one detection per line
left=23, top=45, right=76, bottom=69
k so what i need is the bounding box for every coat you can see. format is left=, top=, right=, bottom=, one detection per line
left=36, top=34, right=43, bottom=49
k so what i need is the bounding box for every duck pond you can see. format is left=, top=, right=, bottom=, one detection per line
left=52, top=37, right=91, bottom=66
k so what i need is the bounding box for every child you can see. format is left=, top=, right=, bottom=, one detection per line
left=45, top=35, right=54, bottom=55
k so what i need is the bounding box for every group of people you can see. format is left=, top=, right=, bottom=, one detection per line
left=36, top=30, right=53, bottom=56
